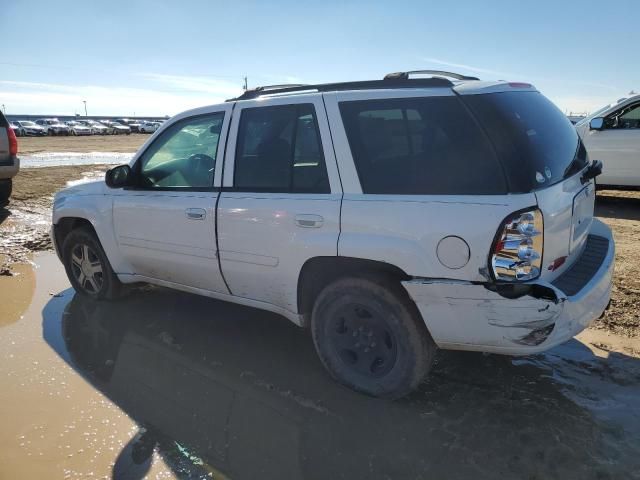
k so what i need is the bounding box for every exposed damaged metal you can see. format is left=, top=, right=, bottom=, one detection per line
left=402, top=277, right=567, bottom=351
left=513, top=324, right=556, bottom=346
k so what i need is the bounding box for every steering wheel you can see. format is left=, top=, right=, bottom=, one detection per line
left=188, top=153, right=215, bottom=172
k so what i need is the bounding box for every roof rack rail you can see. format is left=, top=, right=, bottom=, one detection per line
left=229, top=77, right=454, bottom=101
left=384, top=70, right=480, bottom=81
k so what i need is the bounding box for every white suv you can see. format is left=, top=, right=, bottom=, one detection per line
left=51, top=71, right=615, bottom=398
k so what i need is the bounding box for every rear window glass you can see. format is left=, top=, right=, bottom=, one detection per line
left=463, top=91, right=585, bottom=192
left=339, top=96, right=507, bottom=195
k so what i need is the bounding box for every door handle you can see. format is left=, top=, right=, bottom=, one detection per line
left=294, top=214, right=324, bottom=228
left=185, top=208, right=207, bottom=220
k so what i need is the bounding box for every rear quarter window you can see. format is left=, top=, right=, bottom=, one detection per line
left=339, top=96, right=507, bottom=195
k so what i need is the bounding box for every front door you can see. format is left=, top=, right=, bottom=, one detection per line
left=217, top=95, right=342, bottom=312
left=585, top=101, right=640, bottom=186
left=113, top=108, right=231, bottom=293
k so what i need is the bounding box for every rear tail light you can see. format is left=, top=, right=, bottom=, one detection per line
left=7, top=126, right=18, bottom=156
left=491, top=208, right=543, bottom=281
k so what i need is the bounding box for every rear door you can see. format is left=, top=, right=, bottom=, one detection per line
left=218, top=95, right=342, bottom=312
left=112, top=106, right=231, bottom=293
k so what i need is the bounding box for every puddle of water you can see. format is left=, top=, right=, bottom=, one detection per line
left=0, top=254, right=179, bottom=479
left=0, top=258, right=35, bottom=327
left=20, top=152, right=132, bottom=168
left=1, top=252, right=639, bottom=479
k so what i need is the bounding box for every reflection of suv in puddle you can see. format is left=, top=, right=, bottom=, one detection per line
left=51, top=71, right=615, bottom=398
left=0, top=110, right=19, bottom=205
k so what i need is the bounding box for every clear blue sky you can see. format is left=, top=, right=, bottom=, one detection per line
left=1, top=0, right=637, bottom=116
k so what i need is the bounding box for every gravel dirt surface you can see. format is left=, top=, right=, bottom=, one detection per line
left=595, top=189, right=640, bottom=337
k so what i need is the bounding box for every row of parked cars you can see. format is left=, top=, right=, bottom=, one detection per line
left=9, top=118, right=164, bottom=137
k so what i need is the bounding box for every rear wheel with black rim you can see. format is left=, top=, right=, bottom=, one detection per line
left=62, top=227, right=122, bottom=300
left=311, top=276, right=436, bottom=399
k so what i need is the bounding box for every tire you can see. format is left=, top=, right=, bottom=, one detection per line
left=62, top=227, right=122, bottom=300
left=311, top=276, right=436, bottom=399
left=48, top=129, right=54, bottom=136
left=0, top=179, right=12, bottom=205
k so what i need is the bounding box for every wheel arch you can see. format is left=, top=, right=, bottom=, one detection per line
left=297, top=256, right=411, bottom=326
left=54, top=217, right=96, bottom=249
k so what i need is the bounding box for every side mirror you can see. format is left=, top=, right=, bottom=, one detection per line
left=581, top=160, right=603, bottom=185
left=589, top=117, right=604, bottom=130
left=105, top=164, right=133, bottom=188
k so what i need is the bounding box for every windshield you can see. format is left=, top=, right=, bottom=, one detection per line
left=463, top=91, right=587, bottom=193
left=21, top=121, right=36, bottom=126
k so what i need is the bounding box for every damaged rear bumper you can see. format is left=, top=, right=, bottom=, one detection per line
left=402, top=219, right=615, bottom=355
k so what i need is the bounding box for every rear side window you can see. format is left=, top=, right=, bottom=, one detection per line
left=234, top=104, right=330, bottom=193
left=463, top=91, right=584, bottom=192
left=339, top=96, right=507, bottom=195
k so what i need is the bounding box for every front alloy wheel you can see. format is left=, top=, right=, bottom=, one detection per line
left=62, top=227, right=122, bottom=300
left=70, top=243, right=104, bottom=293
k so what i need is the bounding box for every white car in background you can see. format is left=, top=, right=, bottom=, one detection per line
left=139, top=121, right=160, bottom=133
left=78, top=120, right=110, bottom=135
left=66, top=121, right=93, bottom=136
left=15, top=120, right=46, bottom=136
left=35, top=118, right=71, bottom=136
left=576, top=93, right=640, bottom=187
left=101, top=120, right=131, bottom=135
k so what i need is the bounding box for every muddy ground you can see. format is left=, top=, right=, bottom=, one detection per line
left=0, top=252, right=638, bottom=479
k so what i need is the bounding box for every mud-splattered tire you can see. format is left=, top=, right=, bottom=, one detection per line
left=0, top=179, right=12, bottom=206
left=62, top=227, right=122, bottom=300
left=311, top=276, right=436, bottom=399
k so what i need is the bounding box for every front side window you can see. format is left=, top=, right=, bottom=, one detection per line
left=339, top=96, right=507, bottom=195
left=138, top=113, right=224, bottom=188
left=604, top=102, right=640, bottom=129
left=234, top=104, right=330, bottom=193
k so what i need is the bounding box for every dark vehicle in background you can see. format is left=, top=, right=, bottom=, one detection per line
left=15, top=120, right=46, bottom=136
left=35, top=118, right=71, bottom=136
left=0, top=111, right=19, bottom=205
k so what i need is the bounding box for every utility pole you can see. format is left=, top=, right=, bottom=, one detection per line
left=243, top=76, right=248, bottom=90
left=83, top=100, right=87, bottom=117
left=1, top=104, right=5, bottom=114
